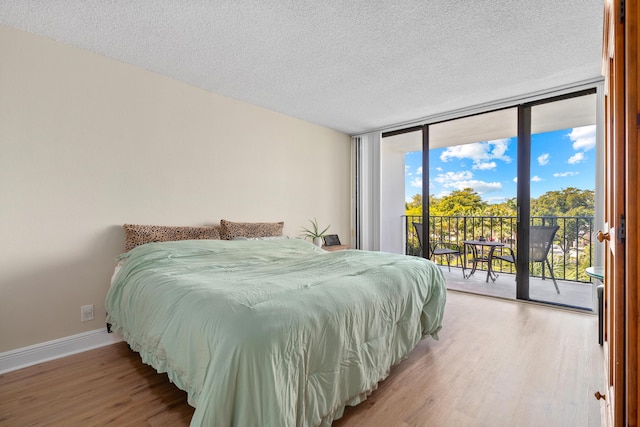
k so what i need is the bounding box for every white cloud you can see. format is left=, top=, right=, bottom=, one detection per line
left=445, top=179, right=503, bottom=194
left=554, top=171, right=579, bottom=177
left=513, top=176, right=541, bottom=183
left=538, top=153, right=550, bottom=166
left=490, top=138, right=510, bottom=158
left=567, top=125, right=596, bottom=151
left=406, top=166, right=423, bottom=178
left=568, top=152, right=586, bottom=164
left=431, top=164, right=506, bottom=194
left=410, top=177, right=422, bottom=188
left=434, top=170, right=501, bottom=194
left=433, top=170, right=473, bottom=184
left=473, top=161, right=497, bottom=170
left=435, top=167, right=443, bottom=172
left=485, top=195, right=511, bottom=204
left=434, top=190, right=452, bottom=198
left=440, top=138, right=512, bottom=168
left=440, top=143, right=485, bottom=162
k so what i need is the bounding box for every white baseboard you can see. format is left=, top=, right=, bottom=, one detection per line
left=0, top=328, right=123, bottom=374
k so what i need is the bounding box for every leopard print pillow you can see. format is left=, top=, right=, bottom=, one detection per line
left=219, top=219, right=284, bottom=240
left=123, top=224, right=221, bottom=251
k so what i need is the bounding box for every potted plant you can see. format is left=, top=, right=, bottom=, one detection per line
left=301, top=218, right=330, bottom=247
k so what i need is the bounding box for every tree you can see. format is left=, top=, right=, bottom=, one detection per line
left=405, top=194, right=422, bottom=217
left=530, top=188, right=595, bottom=253
left=432, top=188, right=486, bottom=216
left=480, top=201, right=516, bottom=217
left=531, top=187, right=594, bottom=217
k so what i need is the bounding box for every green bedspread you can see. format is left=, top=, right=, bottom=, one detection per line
left=105, top=238, right=446, bottom=426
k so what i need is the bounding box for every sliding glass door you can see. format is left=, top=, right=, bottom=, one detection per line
left=521, top=93, right=597, bottom=309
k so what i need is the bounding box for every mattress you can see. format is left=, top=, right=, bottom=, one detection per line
left=105, top=238, right=446, bottom=426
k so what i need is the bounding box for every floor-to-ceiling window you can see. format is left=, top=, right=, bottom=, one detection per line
left=379, top=88, right=601, bottom=311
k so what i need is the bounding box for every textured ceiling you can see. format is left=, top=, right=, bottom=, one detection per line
left=0, top=1, right=604, bottom=135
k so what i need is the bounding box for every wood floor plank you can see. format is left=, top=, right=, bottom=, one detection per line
left=0, top=291, right=603, bottom=426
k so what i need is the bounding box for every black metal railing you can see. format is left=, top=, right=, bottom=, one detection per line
left=404, top=215, right=595, bottom=283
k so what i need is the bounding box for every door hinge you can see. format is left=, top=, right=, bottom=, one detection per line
left=617, top=215, right=625, bottom=243
left=620, top=0, right=625, bottom=23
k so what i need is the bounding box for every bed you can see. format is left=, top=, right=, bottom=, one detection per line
left=106, top=227, right=446, bottom=426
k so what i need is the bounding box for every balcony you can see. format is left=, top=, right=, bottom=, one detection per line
left=404, top=215, right=597, bottom=310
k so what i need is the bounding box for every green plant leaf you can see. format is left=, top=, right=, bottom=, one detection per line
left=300, top=218, right=330, bottom=238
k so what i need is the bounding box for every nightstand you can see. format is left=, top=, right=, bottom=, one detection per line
left=322, top=245, right=350, bottom=252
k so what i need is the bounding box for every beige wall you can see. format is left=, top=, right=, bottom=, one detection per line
left=0, top=25, right=351, bottom=352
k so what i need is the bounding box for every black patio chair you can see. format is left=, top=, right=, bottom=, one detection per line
left=492, top=225, right=561, bottom=293
left=413, top=222, right=465, bottom=276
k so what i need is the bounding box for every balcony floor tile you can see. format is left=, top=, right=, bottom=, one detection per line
left=439, top=266, right=596, bottom=311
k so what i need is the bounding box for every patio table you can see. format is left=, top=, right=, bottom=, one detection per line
left=462, top=240, right=505, bottom=283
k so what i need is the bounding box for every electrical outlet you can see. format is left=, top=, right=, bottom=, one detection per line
left=81, top=304, right=94, bottom=322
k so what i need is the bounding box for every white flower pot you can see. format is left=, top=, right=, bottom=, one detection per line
left=313, top=237, right=324, bottom=247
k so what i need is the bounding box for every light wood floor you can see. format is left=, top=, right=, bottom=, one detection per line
left=0, top=291, right=603, bottom=426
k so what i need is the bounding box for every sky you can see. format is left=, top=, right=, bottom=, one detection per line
left=404, top=125, right=597, bottom=204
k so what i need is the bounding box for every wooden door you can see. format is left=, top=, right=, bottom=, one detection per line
left=600, top=0, right=639, bottom=425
